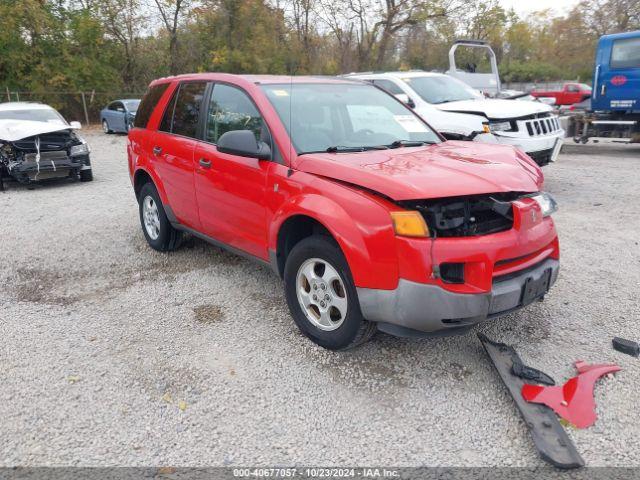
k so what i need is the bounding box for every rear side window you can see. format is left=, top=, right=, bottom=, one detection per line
left=159, top=82, right=207, bottom=138
left=134, top=83, right=170, bottom=129
left=610, top=37, right=640, bottom=69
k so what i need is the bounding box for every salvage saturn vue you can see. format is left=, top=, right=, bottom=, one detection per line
left=128, top=74, right=560, bottom=350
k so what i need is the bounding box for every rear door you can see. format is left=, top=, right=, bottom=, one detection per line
left=193, top=83, right=270, bottom=259
left=151, top=81, right=207, bottom=230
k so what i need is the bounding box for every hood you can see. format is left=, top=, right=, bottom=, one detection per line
left=0, top=119, right=73, bottom=142
left=294, top=141, right=542, bottom=201
left=435, top=98, right=552, bottom=120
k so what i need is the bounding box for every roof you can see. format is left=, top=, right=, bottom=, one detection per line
left=346, top=71, right=445, bottom=79
left=0, top=102, right=55, bottom=111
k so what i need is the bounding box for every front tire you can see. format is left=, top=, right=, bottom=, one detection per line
left=102, top=120, right=112, bottom=134
left=138, top=182, right=182, bottom=252
left=79, top=169, right=93, bottom=182
left=284, top=235, right=376, bottom=350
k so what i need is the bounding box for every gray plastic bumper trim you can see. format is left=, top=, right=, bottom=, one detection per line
left=357, top=258, right=559, bottom=334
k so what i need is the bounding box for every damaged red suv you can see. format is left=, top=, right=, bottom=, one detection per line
left=128, top=74, right=560, bottom=350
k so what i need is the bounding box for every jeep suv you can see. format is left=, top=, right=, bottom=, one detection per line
left=128, top=74, right=560, bottom=350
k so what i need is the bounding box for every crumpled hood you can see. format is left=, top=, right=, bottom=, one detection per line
left=294, top=141, right=543, bottom=201
left=435, top=98, right=552, bottom=120
left=0, top=119, right=73, bottom=142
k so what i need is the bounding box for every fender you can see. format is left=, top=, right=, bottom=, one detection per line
left=269, top=187, right=400, bottom=290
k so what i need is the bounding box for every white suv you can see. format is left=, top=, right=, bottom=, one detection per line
left=347, top=71, right=564, bottom=166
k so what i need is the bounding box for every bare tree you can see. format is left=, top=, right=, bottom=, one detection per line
left=152, top=0, right=192, bottom=74
left=98, top=0, right=146, bottom=89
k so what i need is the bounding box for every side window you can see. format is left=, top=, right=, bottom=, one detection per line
left=159, top=88, right=177, bottom=133
left=373, top=79, right=404, bottom=96
left=610, top=37, right=640, bottom=69
left=206, top=84, right=267, bottom=144
left=134, top=83, right=170, bottom=129
left=171, top=82, right=207, bottom=138
left=566, top=84, right=579, bottom=92
left=108, top=102, right=119, bottom=111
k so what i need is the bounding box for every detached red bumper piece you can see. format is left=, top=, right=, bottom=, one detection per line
left=521, top=361, right=621, bottom=428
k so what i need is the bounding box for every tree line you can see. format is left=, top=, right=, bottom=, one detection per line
left=1, top=0, right=638, bottom=96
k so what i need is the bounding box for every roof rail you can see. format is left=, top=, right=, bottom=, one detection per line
left=453, top=38, right=488, bottom=46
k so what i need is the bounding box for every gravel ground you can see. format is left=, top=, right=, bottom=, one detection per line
left=0, top=130, right=639, bottom=467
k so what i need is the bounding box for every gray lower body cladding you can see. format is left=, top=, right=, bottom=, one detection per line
left=357, top=258, right=559, bottom=336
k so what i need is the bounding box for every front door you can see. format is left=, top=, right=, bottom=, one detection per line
left=194, top=83, right=270, bottom=260
left=595, top=34, right=640, bottom=112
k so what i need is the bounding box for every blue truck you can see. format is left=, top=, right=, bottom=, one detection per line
left=570, top=30, right=640, bottom=143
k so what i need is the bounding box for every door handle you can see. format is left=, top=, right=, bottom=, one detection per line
left=153, top=146, right=162, bottom=156
left=199, top=158, right=212, bottom=169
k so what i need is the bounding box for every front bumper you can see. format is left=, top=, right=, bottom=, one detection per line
left=357, top=258, right=559, bottom=336
left=6, top=153, right=91, bottom=182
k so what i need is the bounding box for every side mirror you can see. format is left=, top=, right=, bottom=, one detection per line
left=394, top=93, right=415, bottom=109
left=217, top=130, right=271, bottom=160
left=69, top=121, right=82, bottom=129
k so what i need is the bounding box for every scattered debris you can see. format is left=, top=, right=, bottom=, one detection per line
left=178, top=400, right=187, bottom=411
left=521, top=361, right=621, bottom=429
left=67, top=375, right=81, bottom=384
left=612, top=337, right=639, bottom=357
left=478, top=334, right=584, bottom=469
left=511, top=358, right=555, bottom=386
left=161, top=392, right=172, bottom=404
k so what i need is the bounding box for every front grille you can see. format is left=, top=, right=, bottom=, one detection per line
left=401, top=193, right=518, bottom=237
left=23, top=151, right=68, bottom=162
left=12, top=132, right=75, bottom=152
left=524, top=116, right=560, bottom=137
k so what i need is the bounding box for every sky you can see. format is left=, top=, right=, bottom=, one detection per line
left=498, top=0, right=583, bottom=16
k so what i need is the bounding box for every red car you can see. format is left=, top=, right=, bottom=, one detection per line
left=128, top=74, right=560, bottom=350
left=531, top=83, right=592, bottom=106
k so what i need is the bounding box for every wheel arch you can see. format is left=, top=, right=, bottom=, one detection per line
left=132, top=167, right=170, bottom=205
left=269, top=193, right=398, bottom=289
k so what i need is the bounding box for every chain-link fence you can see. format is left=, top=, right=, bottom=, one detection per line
left=1, top=90, right=146, bottom=126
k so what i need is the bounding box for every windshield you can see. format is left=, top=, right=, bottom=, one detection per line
left=0, top=107, right=67, bottom=124
left=402, top=75, right=480, bottom=104
left=261, top=83, right=440, bottom=155
left=124, top=100, right=140, bottom=112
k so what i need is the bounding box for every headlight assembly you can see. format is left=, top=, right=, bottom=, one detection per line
left=530, top=192, right=558, bottom=217
left=70, top=143, right=90, bottom=156
left=489, top=121, right=513, bottom=132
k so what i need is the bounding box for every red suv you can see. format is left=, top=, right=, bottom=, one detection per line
left=128, top=74, right=560, bottom=350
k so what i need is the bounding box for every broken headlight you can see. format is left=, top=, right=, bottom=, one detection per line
left=530, top=192, right=558, bottom=217
left=70, top=143, right=90, bottom=156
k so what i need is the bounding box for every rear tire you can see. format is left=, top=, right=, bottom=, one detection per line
left=284, top=235, right=376, bottom=350
left=138, top=182, right=182, bottom=252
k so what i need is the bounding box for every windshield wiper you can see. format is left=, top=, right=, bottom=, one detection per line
left=325, top=145, right=388, bottom=153
left=388, top=140, right=436, bottom=148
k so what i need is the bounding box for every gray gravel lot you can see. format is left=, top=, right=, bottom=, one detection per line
left=1, top=130, right=639, bottom=467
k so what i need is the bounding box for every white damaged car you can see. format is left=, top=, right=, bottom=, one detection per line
left=347, top=72, right=564, bottom=166
left=0, top=102, right=92, bottom=189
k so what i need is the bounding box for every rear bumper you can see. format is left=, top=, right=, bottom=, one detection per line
left=357, top=258, right=559, bottom=335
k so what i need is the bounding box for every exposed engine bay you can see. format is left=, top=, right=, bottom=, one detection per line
left=400, top=192, right=522, bottom=237
left=0, top=126, right=91, bottom=189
